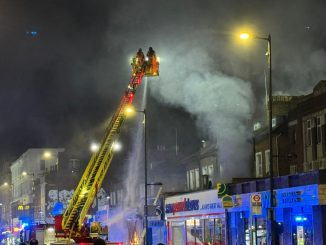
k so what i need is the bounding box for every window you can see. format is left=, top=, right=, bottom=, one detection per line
left=69, top=159, right=80, bottom=170
left=40, top=160, right=45, bottom=171
left=317, top=117, right=322, bottom=144
left=255, top=152, right=263, bottom=177
left=110, top=192, right=116, bottom=206
left=156, top=145, right=166, bottom=151
left=50, top=165, right=57, bottom=172
left=189, top=168, right=201, bottom=190
left=190, top=170, right=195, bottom=190
left=272, top=117, right=276, bottom=127
left=290, top=165, right=297, bottom=174
left=195, top=168, right=200, bottom=189
left=186, top=171, right=190, bottom=190
left=208, top=165, right=214, bottom=182
left=117, top=189, right=123, bottom=203
left=202, top=166, right=208, bottom=175
left=265, top=150, right=270, bottom=175
left=306, top=119, right=312, bottom=146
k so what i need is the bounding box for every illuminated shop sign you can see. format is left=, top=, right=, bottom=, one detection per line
left=17, top=205, right=30, bottom=211
left=165, top=198, right=199, bottom=214
left=165, top=190, right=225, bottom=217
left=201, top=202, right=222, bottom=210
left=274, top=184, right=318, bottom=207
left=279, top=191, right=303, bottom=203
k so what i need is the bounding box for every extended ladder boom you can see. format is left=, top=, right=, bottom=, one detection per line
left=61, top=48, right=159, bottom=238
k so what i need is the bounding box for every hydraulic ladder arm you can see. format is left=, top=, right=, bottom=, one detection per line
left=61, top=49, right=159, bottom=238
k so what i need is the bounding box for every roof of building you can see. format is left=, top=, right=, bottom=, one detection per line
left=228, top=169, right=326, bottom=195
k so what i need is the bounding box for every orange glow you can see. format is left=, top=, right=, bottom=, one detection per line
left=130, top=231, right=140, bottom=245
left=13, top=227, right=21, bottom=232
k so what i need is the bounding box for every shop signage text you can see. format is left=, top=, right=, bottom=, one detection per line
left=17, top=205, right=30, bottom=211
left=279, top=191, right=303, bottom=204
left=201, top=202, right=222, bottom=210
left=274, top=185, right=318, bottom=207
left=166, top=198, right=199, bottom=214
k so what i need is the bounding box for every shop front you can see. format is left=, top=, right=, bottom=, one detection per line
left=227, top=184, right=326, bottom=245
left=165, top=190, right=225, bottom=245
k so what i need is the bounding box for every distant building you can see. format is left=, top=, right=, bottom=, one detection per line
left=0, top=159, right=12, bottom=230
left=185, top=140, right=218, bottom=191
left=10, top=148, right=65, bottom=226
left=9, top=148, right=102, bottom=228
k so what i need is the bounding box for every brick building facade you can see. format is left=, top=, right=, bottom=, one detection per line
left=254, top=80, right=326, bottom=177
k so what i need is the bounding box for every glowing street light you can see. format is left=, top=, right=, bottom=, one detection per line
left=112, top=141, right=122, bottom=152
left=90, top=142, right=100, bottom=153
left=125, top=106, right=135, bottom=115
left=239, top=32, right=250, bottom=40
left=22, top=171, right=34, bottom=177
left=43, top=151, right=52, bottom=158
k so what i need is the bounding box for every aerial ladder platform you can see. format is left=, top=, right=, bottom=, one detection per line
left=55, top=48, right=159, bottom=242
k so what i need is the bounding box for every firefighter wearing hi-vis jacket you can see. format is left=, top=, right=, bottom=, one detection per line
left=132, top=47, right=159, bottom=76
left=136, top=48, right=145, bottom=67
left=146, top=47, right=158, bottom=75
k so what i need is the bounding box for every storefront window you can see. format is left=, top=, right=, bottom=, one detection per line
left=243, top=217, right=267, bottom=245
left=256, top=218, right=267, bottom=245
left=186, top=218, right=225, bottom=245
left=186, top=219, right=201, bottom=244
left=244, top=218, right=250, bottom=245
left=213, top=218, right=225, bottom=245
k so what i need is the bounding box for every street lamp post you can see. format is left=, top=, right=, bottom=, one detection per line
left=139, top=109, right=148, bottom=245
left=125, top=106, right=148, bottom=244
left=240, top=33, right=274, bottom=244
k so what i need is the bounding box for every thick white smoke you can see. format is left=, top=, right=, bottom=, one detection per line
left=150, top=46, right=255, bottom=181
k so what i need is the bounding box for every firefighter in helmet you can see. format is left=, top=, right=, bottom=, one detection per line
left=136, top=48, right=145, bottom=68
left=146, top=47, right=156, bottom=61
left=146, top=47, right=158, bottom=75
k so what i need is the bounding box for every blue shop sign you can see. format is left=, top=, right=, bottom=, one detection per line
left=274, top=184, right=318, bottom=208
left=228, top=184, right=319, bottom=214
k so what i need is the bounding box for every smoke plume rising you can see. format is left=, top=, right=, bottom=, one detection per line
left=149, top=45, right=254, bottom=181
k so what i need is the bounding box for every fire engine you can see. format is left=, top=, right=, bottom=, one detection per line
left=53, top=48, right=159, bottom=244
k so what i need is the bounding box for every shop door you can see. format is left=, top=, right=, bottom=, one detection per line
left=172, top=225, right=185, bottom=245
left=292, top=215, right=313, bottom=245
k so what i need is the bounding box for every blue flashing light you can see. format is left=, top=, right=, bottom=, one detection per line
left=26, top=31, right=39, bottom=37
left=295, top=216, right=303, bottom=222
left=22, top=223, right=29, bottom=229
left=295, top=216, right=307, bottom=222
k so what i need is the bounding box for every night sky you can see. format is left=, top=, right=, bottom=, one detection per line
left=1, top=1, right=326, bottom=171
